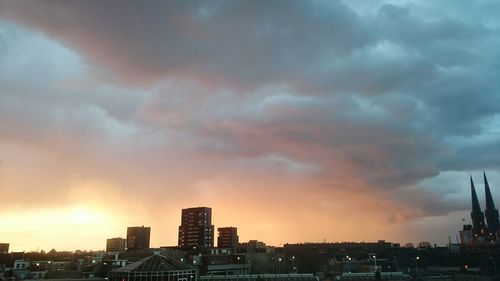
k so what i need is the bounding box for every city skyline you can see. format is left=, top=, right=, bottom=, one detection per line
left=1, top=0, right=500, bottom=251
left=1, top=187, right=499, bottom=252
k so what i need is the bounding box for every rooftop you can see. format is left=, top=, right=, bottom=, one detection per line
left=113, top=252, right=194, bottom=273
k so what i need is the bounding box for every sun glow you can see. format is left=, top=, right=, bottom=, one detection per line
left=0, top=205, right=122, bottom=252
left=70, top=206, right=106, bottom=225
left=0, top=206, right=108, bottom=226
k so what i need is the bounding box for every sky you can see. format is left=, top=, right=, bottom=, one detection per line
left=0, top=0, right=500, bottom=252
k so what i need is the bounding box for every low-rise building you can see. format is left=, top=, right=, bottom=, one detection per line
left=218, top=227, right=239, bottom=250
left=201, top=273, right=318, bottom=281
left=107, top=237, right=127, bottom=253
left=13, top=260, right=30, bottom=279
left=0, top=243, right=9, bottom=254
left=109, top=251, right=197, bottom=281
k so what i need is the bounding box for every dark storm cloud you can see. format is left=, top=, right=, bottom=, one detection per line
left=0, top=0, right=371, bottom=88
left=1, top=0, right=500, bottom=223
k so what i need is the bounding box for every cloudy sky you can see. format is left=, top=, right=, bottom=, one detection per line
left=1, top=0, right=500, bottom=251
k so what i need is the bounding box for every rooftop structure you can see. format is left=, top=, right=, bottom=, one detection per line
left=469, top=173, right=500, bottom=242
left=470, top=176, right=486, bottom=238
left=110, top=252, right=196, bottom=281
left=483, top=172, right=500, bottom=240
left=200, top=273, right=318, bottom=281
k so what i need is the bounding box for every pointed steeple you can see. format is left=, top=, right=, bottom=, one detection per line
left=471, top=176, right=482, bottom=212
left=484, top=172, right=496, bottom=211
left=470, top=175, right=486, bottom=237
left=483, top=172, right=500, bottom=240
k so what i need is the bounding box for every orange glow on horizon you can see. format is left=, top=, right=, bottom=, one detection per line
left=0, top=205, right=120, bottom=252
left=0, top=171, right=460, bottom=251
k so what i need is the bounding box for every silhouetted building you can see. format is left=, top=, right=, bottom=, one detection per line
left=459, top=225, right=473, bottom=245
left=201, top=274, right=318, bottom=281
left=240, top=240, right=268, bottom=253
left=483, top=172, right=500, bottom=240
left=0, top=243, right=9, bottom=254
left=470, top=176, right=486, bottom=238
left=106, top=237, right=126, bottom=252
left=13, top=260, right=30, bottom=279
left=127, top=226, right=151, bottom=251
left=467, top=173, right=500, bottom=243
left=109, top=252, right=196, bottom=281
left=178, top=207, right=214, bottom=248
left=217, top=227, right=239, bottom=250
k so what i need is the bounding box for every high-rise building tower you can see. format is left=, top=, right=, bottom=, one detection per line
left=470, top=176, right=486, bottom=237
left=106, top=237, right=127, bottom=252
left=483, top=172, right=500, bottom=240
left=217, top=227, right=239, bottom=250
left=127, top=226, right=151, bottom=251
left=178, top=207, right=214, bottom=248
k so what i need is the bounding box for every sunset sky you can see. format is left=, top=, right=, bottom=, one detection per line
left=1, top=0, right=500, bottom=252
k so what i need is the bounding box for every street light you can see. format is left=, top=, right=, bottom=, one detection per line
left=414, top=256, right=420, bottom=281
left=345, top=256, right=351, bottom=273
left=236, top=256, right=242, bottom=275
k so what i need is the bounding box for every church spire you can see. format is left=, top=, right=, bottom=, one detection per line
left=470, top=175, right=486, bottom=237
left=484, top=171, right=496, bottom=211
left=483, top=172, right=500, bottom=239
left=471, top=176, right=482, bottom=212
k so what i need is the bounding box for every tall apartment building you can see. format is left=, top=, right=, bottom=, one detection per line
left=126, top=226, right=151, bottom=251
left=217, top=227, right=239, bottom=250
left=178, top=207, right=214, bottom=248
left=106, top=237, right=126, bottom=252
